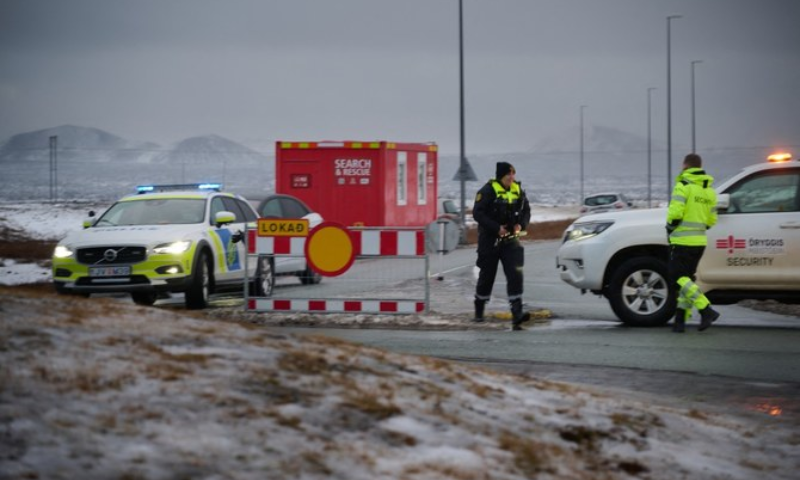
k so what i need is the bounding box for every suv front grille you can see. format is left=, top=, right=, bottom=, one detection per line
left=77, top=246, right=147, bottom=265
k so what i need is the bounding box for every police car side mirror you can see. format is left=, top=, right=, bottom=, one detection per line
left=716, top=194, right=730, bottom=211
left=82, top=210, right=98, bottom=229
left=214, top=211, right=236, bottom=227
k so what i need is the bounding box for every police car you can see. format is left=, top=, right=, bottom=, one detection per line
left=52, top=183, right=258, bottom=309
left=556, top=153, right=800, bottom=326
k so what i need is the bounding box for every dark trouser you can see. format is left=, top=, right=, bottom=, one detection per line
left=475, top=239, right=524, bottom=303
left=669, top=245, right=704, bottom=283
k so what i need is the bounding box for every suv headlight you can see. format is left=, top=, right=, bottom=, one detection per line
left=53, top=245, right=74, bottom=259
left=153, top=241, right=192, bottom=255
left=566, top=221, right=614, bottom=242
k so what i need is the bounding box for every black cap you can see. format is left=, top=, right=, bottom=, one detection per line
left=496, top=162, right=515, bottom=180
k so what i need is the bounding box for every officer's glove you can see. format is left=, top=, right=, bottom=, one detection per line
left=232, top=230, right=244, bottom=244
left=665, top=224, right=676, bottom=240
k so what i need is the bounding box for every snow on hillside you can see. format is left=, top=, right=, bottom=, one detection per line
left=1, top=288, right=797, bottom=480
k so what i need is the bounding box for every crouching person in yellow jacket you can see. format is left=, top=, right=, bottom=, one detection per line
left=666, top=153, right=720, bottom=333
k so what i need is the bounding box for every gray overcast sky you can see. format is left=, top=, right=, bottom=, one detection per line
left=1, top=0, right=798, bottom=154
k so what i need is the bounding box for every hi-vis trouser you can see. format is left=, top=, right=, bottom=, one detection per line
left=676, top=277, right=711, bottom=320
left=670, top=245, right=711, bottom=320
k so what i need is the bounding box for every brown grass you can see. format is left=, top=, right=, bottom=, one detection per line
left=498, top=430, right=558, bottom=476
left=0, top=224, right=56, bottom=261
left=340, top=389, right=402, bottom=420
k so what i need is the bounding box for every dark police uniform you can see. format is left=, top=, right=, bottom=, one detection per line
left=472, top=162, right=531, bottom=329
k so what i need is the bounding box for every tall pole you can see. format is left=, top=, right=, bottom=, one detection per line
left=49, top=135, right=58, bottom=203
left=579, top=105, right=586, bottom=203
left=647, top=87, right=656, bottom=208
left=458, top=0, right=466, bottom=233
left=691, top=60, right=703, bottom=153
left=667, top=15, right=682, bottom=199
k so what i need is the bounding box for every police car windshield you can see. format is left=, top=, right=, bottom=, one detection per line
left=95, top=199, right=206, bottom=226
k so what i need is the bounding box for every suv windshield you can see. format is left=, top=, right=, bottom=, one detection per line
left=95, top=198, right=206, bottom=226
left=585, top=194, right=620, bottom=207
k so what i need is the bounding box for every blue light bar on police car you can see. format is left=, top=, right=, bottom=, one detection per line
left=136, top=183, right=223, bottom=194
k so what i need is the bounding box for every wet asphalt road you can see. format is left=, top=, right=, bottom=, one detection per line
left=160, top=238, right=800, bottom=424
left=281, top=240, right=800, bottom=424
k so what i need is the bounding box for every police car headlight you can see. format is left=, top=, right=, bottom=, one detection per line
left=53, top=245, right=74, bottom=259
left=566, top=221, right=614, bottom=242
left=153, top=241, right=192, bottom=255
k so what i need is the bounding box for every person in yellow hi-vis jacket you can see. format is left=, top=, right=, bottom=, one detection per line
left=666, top=153, right=720, bottom=332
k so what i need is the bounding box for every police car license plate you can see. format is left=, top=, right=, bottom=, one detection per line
left=89, top=266, right=131, bottom=277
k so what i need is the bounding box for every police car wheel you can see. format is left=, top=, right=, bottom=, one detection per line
left=186, top=250, right=212, bottom=309
left=607, top=256, right=675, bottom=327
left=132, top=292, right=158, bottom=306
left=299, top=266, right=322, bottom=285
left=255, top=256, right=275, bottom=297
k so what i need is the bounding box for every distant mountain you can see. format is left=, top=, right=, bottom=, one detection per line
left=529, top=125, right=668, bottom=155
left=0, top=127, right=276, bottom=201
left=0, top=125, right=160, bottom=164
left=155, top=134, right=269, bottom=166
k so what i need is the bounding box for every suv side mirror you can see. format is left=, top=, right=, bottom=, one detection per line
left=716, top=193, right=730, bottom=211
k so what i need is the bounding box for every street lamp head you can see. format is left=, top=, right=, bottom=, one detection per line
left=668, top=14, right=683, bottom=20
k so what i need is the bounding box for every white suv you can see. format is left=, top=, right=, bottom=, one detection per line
left=556, top=156, right=800, bottom=326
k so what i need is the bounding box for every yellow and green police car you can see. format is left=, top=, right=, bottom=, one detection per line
left=52, top=183, right=258, bottom=309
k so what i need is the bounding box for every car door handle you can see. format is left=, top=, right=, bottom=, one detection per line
left=779, top=222, right=800, bottom=229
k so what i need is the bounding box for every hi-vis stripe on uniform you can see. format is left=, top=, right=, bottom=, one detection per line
left=247, top=298, right=425, bottom=314
left=247, top=229, right=425, bottom=256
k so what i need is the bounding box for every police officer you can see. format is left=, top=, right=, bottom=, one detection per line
left=472, top=162, right=532, bottom=330
left=667, top=153, right=720, bottom=333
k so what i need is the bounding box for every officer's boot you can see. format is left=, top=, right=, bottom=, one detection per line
left=698, top=306, right=720, bottom=332
left=472, top=299, right=486, bottom=323
left=510, top=299, right=530, bottom=331
left=672, top=309, right=686, bottom=333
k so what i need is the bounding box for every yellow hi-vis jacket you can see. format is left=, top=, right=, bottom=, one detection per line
left=667, top=167, right=718, bottom=246
left=490, top=179, right=522, bottom=203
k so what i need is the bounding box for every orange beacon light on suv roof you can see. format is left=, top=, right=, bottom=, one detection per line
left=767, top=152, right=792, bottom=163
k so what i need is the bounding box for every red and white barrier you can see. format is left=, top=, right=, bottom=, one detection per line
left=247, top=298, right=425, bottom=314
left=245, top=225, right=429, bottom=315
left=247, top=228, right=425, bottom=256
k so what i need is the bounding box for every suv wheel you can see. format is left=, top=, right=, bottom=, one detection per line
left=607, top=257, right=674, bottom=326
left=255, top=255, right=275, bottom=297
left=185, top=250, right=212, bottom=309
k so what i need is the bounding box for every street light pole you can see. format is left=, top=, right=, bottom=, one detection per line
left=49, top=135, right=58, bottom=203
left=647, top=87, right=656, bottom=208
left=691, top=60, right=703, bottom=153
left=458, top=0, right=466, bottom=232
left=580, top=105, right=587, bottom=203
left=667, top=14, right=682, bottom=200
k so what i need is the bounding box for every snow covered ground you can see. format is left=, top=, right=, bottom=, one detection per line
left=2, top=287, right=798, bottom=480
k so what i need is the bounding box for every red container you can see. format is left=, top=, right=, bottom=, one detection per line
left=276, top=141, right=438, bottom=227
